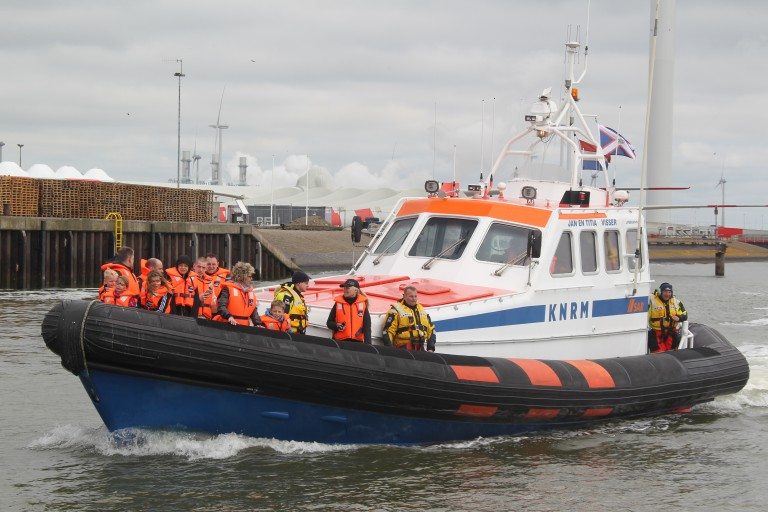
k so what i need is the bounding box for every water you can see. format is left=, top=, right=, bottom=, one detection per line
left=2, top=263, right=767, bottom=511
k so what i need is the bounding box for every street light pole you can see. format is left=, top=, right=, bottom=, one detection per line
left=271, top=154, right=275, bottom=225
left=17, top=144, right=24, bottom=167
left=305, top=155, right=310, bottom=225
left=174, top=60, right=185, bottom=189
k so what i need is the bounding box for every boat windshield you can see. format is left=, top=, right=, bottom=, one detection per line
left=408, top=217, right=477, bottom=260
left=372, top=217, right=416, bottom=254
left=476, top=223, right=539, bottom=264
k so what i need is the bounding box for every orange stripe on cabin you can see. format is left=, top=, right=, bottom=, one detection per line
left=456, top=404, right=498, bottom=417
left=557, top=212, right=607, bottom=220
left=582, top=407, right=613, bottom=418
left=451, top=365, right=500, bottom=383
left=565, top=360, right=615, bottom=389
left=525, top=408, right=560, bottom=419
left=508, top=359, right=562, bottom=387
left=396, top=198, right=552, bottom=228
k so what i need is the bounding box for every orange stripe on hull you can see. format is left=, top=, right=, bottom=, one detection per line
left=508, top=359, right=562, bottom=387
left=450, top=365, right=500, bottom=383
left=565, top=360, right=616, bottom=389
left=525, top=408, right=560, bottom=419
left=396, top=198, right=552, bottom=228
left=456, top=404, right=498, bottom=417
left=582, top=407, right=613, bottom=417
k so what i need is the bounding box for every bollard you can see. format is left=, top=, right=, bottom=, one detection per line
left=715, top=242, right=726, bottom=277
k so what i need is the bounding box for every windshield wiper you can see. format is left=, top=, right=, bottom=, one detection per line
left=422, top=238, right=467, bottom=269
left=372, top=231, right=408, bottom=265
left=493, top=251, right=528, bottom=276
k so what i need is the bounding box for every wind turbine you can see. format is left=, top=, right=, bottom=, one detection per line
left=716, top=162, right=726, bottom=229
left=192, top=134, right=201, bottom=184
left=209, top=85, right=228, bottom=185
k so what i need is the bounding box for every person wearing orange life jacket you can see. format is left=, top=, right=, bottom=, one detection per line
left=383, top=286, right=436, bottom=351
left=274, top=271, right=311, bottom=334
left=216, top=261, right=263, bottom=327
left=100, top=246, right=140, bottom=296
left=113, top=275, right=138, bottom=308
left=200, top=253, right=230, bottom=320
left=98, top=269, right=119, bottom=303
left=325, top=279, right=371, bottom=344
left=260, top=300, right=291, bottom=332
left=166, top=255, right=200, bottom=317
left=138, top=258, right=164, bottom=295
left=139, top=269, right=172, bottom=313
left=648, top=282, right=687, bottom=353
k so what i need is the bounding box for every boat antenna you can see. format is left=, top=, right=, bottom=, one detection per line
left=574, top=0, right=591, bottom=85
left=480, top=99, right=485, bottom=176
left=433, top=101, right=437, bottom=179
left=490, top=97, right=496, bottom=179
left=452, top=144, right=457, bottom=183
left=634, top=0, right=661, bottom=296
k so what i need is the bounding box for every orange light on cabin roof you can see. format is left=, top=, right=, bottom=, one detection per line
left=571, top=87, right=579, bottom=101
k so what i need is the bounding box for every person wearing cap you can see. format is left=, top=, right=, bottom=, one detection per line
left=216, top=261, right=263, bottom=327
left=167, top=254, right=201, bottom=317
left=383, top=286, right=436, bottom=351
left=648, top=282, right=687, bottom=352
left=325, top=279, right=371, bottom=344
left=274, top=270, right=311, bottom=334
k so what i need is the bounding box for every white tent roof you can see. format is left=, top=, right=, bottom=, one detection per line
left=27, top=164, right=57, bottom=178
left=0, top=161, right=29, bottom=176
left=55, top=166, right=83, bottom=179
left=84, top=168, right=114, bottom=181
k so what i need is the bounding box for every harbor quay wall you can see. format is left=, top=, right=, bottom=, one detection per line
left=0, top=217, right=299, bottom=290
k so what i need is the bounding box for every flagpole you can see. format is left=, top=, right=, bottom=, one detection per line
left=634, top=0, right=661, bottom=296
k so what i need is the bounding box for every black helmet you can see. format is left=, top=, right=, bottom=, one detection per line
left=659, top=282, right=673, bottom=293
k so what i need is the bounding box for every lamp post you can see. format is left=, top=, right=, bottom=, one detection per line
left=17, top=144, right=24, bottom=167
left=271, top=154, right=275, bottom=225
left=173, top=60, right=185, bottom=188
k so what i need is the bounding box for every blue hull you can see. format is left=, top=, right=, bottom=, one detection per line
left=82, top=370, right=568, bottom=445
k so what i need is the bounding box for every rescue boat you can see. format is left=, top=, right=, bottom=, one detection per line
left=41, top=40, right=749, bottom=444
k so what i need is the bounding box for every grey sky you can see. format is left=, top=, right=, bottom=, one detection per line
left=2, top=1, right=767, bottom=226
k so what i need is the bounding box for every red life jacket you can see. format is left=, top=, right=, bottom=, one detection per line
left=260, top=313, right=290, bottom=332
left=332, top=293, right=368, bottom=342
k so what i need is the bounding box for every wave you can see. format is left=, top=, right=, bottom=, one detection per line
left=28, top=425, right=360, bottom=460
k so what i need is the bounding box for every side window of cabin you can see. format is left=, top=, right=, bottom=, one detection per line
left=626, top=229, right=644, bottom=271
left=550, top=232, right=573, bottom=275
left=604, top=230, right=621, bottom=271
left=408, top=217, right=477, bottom=260
left=372, top=217, right=416, bottom=254
left=580, top=231, right=598, bottom=273
left=475, top=223, right=540, bottom=264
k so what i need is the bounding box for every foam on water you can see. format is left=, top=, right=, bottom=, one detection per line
left=28, top=425, right=360, bottom=460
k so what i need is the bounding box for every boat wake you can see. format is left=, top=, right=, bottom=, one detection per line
left=27, top=424, right=361, bottom=460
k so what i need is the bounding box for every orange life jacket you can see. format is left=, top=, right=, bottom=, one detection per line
left=218, top=281, right=258, bottom=326
left=332, top=293, right=368, bottom=342
left=200, top=273, right=225, bottom=319
left=140, top=286, right=171, bottom=313
left=260, top=313, right=290, bottom=332
left=114, top=290, right=138, bottom=308
left=98, top=285, right=114, bottom=302
left=166, top=268, right=199, bottom=308
left=101, top=262, right=140, bottom=296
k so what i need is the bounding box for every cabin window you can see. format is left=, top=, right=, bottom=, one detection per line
left=476, top=223, right=540, bottom=264
left=372, top=217, right=417, bottom=254
left=604, top=230, right=621, bottom=271
left=626, top=229, right=644, bottom=271
left=580, top=231, right=598, bottom=273
left=550, top=232, right=574, bottom=275
left=408, top=217, right=477, bottom=260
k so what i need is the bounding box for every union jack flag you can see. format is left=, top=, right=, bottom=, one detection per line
left=599, top=125, right=636, bottom=159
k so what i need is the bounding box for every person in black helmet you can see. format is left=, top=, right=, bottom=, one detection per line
left=273, top=271, right=311, bottom=334
left=647, top=282, right=687, bottom=352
